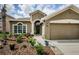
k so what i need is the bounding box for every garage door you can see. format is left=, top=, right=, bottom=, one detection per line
left=50, top=24, right=79, bottom=40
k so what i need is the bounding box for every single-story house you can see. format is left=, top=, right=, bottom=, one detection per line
left=1, top=5, right=79, bottom=40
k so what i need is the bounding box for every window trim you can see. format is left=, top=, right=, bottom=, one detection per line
left=12, top=22, right=27, bottom=34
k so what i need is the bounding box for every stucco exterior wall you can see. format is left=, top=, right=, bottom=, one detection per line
left=6, top=16, right=13, bottom=32
left=31, top=13, right=45, bottom=21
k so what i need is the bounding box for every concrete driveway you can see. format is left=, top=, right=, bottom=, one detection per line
left=49, top=40, right=79, bottom=55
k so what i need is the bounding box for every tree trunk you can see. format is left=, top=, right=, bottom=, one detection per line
left=1, top=4, right=6, bottom=32
left=1, top=4, right=7, bottom=40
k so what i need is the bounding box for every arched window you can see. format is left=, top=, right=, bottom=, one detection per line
left=13, top=22, right=27, bottom=34
left=18, top=23, right=22, bottom=33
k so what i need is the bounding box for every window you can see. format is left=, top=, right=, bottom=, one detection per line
left=18, top=23, right=22, bottom=33
left=13, top=23, right=27, bottom=34
left=14, top=26, right=17, bottom=33
left=23, top=25, right=26, bottom=33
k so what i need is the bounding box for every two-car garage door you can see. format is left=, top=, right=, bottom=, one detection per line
left=50, top=24, right=79, bottom=40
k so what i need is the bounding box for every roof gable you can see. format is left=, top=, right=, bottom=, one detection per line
left=30, top=10, right=47, bottom=16
left=42, top=5, right=79, bottom=20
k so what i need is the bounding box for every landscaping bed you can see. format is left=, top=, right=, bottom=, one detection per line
left=0, top=32, right=55, bottom=55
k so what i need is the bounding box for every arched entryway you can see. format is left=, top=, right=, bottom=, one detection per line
left=34, top=20, right=42, bottom=35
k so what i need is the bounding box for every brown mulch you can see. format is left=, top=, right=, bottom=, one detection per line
left=0, top=37, right=55, bottom=55
left=0, top=40, right=37, bottom=55
left=43, top=46, right=55, bottom=55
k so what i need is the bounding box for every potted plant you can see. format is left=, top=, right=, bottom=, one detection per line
left=9, top=43, right=15, bottom=50
left=45, top=36, right=49, bottom=46
left=0, top=42, right=3, bottom=49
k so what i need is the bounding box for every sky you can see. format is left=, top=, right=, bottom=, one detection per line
left=1, top=4, right=79, bottom=18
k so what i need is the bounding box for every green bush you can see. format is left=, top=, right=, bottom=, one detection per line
left=21, top=33, right=26, bottom=37
left=0, top=32, right=7, bottom=40
left=0, top=33, right=3, bottom=40
left=2, top=32, right=7, bottom=40
left=35, top=43, right=44, bottom=55
left=6, top=32, right=9, bottom=34
left=28, top=37, right=36, bottom=46
left=0, top=31, right=3, bottom=34
left=16, top=34, right=23, bottom=43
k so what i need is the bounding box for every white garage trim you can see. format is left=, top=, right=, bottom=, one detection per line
left=49, top=19, right=79, bottom=24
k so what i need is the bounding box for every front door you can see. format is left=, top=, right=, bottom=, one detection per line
left=34, top=21, right=42, bottom=35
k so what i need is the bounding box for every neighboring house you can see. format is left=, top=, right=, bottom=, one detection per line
left=1, top=5, right=79, bottom=40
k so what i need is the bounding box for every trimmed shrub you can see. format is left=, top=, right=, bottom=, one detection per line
left=16, top=34, right=23, bottom=43
left=28, top=37, right=36, bottom=46
left=35, top=43, right=44, bottom=55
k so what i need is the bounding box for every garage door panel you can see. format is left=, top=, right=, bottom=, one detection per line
left=50, top=24, right=79, bottom=39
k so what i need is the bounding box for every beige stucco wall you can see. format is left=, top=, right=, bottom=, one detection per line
left=31, top=13, right=46, bottom=21
left=30, top=12, right=46, bottom=34
left=45, top=9, right=79, bottom=39
left=10, top=21, right=31, bottom=33
left=6, top=16, right=13, bottom=32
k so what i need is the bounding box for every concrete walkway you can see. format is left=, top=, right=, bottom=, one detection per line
left=34, top=35, right=62, bottom=55
left=34, top=35, right=46, bottom=46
